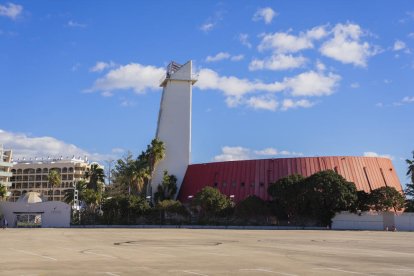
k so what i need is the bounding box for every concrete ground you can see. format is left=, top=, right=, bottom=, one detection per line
left=0, top=229, right=413, bottom=276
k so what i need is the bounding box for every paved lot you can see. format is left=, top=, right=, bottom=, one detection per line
left=0, top=228, right=413, bottom=275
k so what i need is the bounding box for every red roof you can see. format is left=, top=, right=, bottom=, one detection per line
left=178, top=156, right=402, bottom=203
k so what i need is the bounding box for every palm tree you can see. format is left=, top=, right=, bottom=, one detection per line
left=48, top=170, right=61, bottom=201
left=406, top=150, right=414, bottom=184
left=145, top=139, right=166, bottom=195
left=148, top=139, right=166, bottom=174
left=85, top=163, right=105, bottom=191
left=64, top=180, right=87, bottom=204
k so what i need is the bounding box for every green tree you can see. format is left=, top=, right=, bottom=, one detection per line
left=267, top=174, right=306, bottom=221
left=234, top=195, right=270, bottom=223
left=0, top=185, right=7, bottom=200
left=101, top=195, right=150, bottom=224
left=110, top=139, right=165, bottom=198
left=193, top=187, right=232, bottom=219
left=405, top=183, right=414, bottom=212
left=48, top=170, right=61, bottom=201
left=144, top=139, right=166, bottom=195
left=154, top=171, right=177, bottom=202
left=354, top=190, right=372, bottom=212
left=85, top=163, right=105, bottom=191
left=370, top=186, right=405, bottom=212
left=304, top=170, right=358, bottom=226
left=406, top=151, right=414, bottom=185
left=112, top=152, right=143, bottom=195
left=63, top=180, right=87, bottom=204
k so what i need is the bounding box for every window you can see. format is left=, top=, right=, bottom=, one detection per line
left=222, top=182, right=227, bottom=187
left=259, top=182, right=264, bottom=188
left=240, top=182, right=245, bottom=188
left=250, top=182, right=255, bottom=188
left=213, top=182, right=218, bottom=187
left=232, top=181, right=237, bottom=187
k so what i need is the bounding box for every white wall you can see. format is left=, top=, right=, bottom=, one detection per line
left=332, top=211, right=414, bottom=231
left=0, top=201, right=70, bottom=228
left=332, top=211, right=384, bottom=230
left=152, top=61, right=195, bottom=196
left=395, top=213, right=414, bottom=231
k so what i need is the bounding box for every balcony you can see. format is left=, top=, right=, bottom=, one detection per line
left=0, top=171, right=13, bottom=177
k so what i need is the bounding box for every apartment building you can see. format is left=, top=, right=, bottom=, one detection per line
left=9, top=157, right=91, bottom=202
left=0, top=145, right=13, bottom=198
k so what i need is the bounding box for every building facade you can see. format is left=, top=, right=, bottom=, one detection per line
left=147, top=60, right=404, bottom=204
left=0, top=145, right=13, bottom=198
left=9, top=157, right=91, bottom=202
left=178, top=156, right=403, bottom=203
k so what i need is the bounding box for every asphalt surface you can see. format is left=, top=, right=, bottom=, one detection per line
left=1, top=228, right=413, bottom=275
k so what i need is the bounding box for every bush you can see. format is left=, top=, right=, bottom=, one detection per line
left=234, top=195, right=270, bottom=225
left=193, top=187, right=232, bottom=220
left=369, top=186, right=405, bottom=212
left=101, top=195, right=150, bottom=224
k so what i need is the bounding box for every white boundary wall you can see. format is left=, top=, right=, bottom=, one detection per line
left=0, top=201, right=70, bottom=228
left=332, top=211, right=414, bottom=231
left=395, top=213, right=414, bottom=231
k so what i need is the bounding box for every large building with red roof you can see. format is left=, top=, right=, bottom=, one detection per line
left=178, top=156, right=402, bottom=203
left=152, top=61, right=403, bottom=203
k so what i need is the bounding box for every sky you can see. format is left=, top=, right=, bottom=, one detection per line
left=0, top=0, right=413, bottom=185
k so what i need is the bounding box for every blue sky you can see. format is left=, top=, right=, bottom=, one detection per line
left=0, top=1, right=413, bottom=185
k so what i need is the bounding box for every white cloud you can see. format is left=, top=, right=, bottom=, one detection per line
left=350, top=82, right=360, bottom=88
left=120, top=99, right=136, bottom=107
left=258, top=25, right=327, bottom=54
left=67, top=20, right=86, bottom=28
left=253, top=7, right=277, bottom=24
left=393, top=40, right=406, bottom=51
left=258, top=32, right=314, bottom=54
left=249, top=54, right=307, bottom=71
left=90, top=61, right=116, bottom=72
left=393, top=96, right=414, bottom=106
left=403, top=96, right=414, bottom=103
left=88, top=63, right=164, bottom=94
left=213, top=146, right=303, bottom=162
left=239, top=33, right=252, bottom=48
left=205, top=52, right=230, bottom=62
left=197, top=68, right=340, bottom=98
left=315, top=60, right=326, bottom=71
left=253, top=148, right=278, bottom=155
left=281, top=99, right=314, bottom=110
left=363, top=152, right=394, bottom=160
left=231, top=54, right=244, bottom=61
left=0, top=129, right=117, bottom=162
left=88, top=62, right=340, bottom=111
left=283, top=70, right=341, bottom=97
left=0, top=3, right=22, bottom=20
left=200, top=23, right=214, bottom=32
left=213, top=146, right=251, bottom=161
left=246, top=95, right=278, bottom=111
left=320, top=23, right=379, bottom=67
left=196, top=68, right=288, bottom=99
left=200, top=10, right=224, bottom=33
left=206, top=52, right=244, bottom=62
left=306, top=25, right=328, bottom=40
left=376, top=102, right=383, bottom=107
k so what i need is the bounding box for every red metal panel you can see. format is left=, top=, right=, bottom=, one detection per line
left=178, top=157, right=404, bottom=203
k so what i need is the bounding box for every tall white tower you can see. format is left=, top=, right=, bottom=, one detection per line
left=151, top=61, right=197, bottom=196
